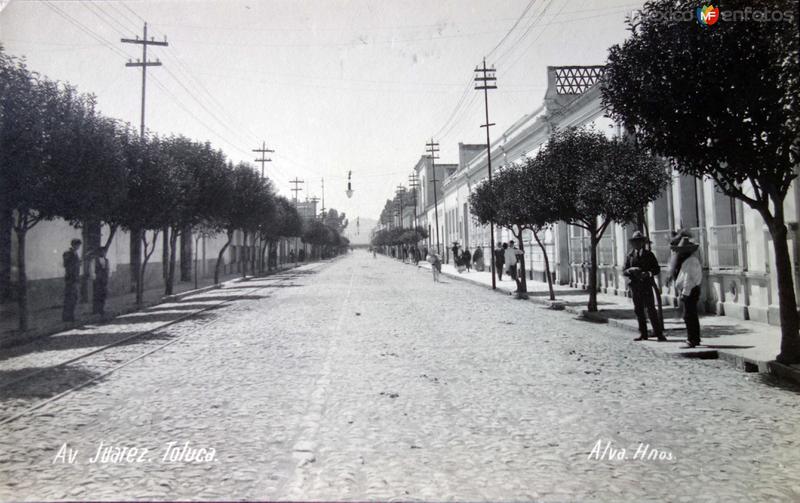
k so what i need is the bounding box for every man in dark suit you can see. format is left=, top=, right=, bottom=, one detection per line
left=494, top=242, right=505, bottom=281
left=623, top=231, right=664, bottom=341
left=62, top=238, right=82, bottom=322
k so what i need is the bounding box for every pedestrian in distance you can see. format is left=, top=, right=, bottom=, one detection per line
left=674, top=236, right=703, bottom=348
left=494, top=242, right=505, bottom=281
left=62, top=238, right=82, bottom=322
left=623, top=231, right=665, bottom=341
left=91, top=246, right=110, bottom=316
left=427, top=252, right=442, bottom=282
left=462, top=247, right=472, bottom=272
left=473, top=246, right=485, bottom=272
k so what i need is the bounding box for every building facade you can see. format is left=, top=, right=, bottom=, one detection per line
left=416, top=65, right=800, bottom=326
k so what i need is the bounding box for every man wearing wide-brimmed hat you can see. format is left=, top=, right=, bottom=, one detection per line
left=674, top=236, right=703, bottom=348
left=623, top=231, right=665, bottom=341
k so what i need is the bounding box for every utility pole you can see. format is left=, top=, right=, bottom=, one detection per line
left=408, top=173, right=420, bottom=231
left=475, top=58, right=497, bottom=290
left=252, top=141, right=274, bottom=179
left=122, top=22, right=168, bottom=138
left=320, top=178, right=326, bottom=218
left=426, top=139, right=442, bottom=255
left=289, top=178, right=304, bottom=263
left=290, top=178, right=304, bottom=203
left=395, top=186, right=406, bottom=230
left=122, top=23, right=167, bottom=292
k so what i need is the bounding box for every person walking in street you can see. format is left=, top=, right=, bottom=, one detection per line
left=473, top=246, right=485, bottom=271
left=427, top=251, right=442, bottom=282
left=674, top=236, right=703, bottom=348
left=91, top=246, right=110, bottom=316
left=494, top=242, right=505, bottom=281
left=462, top=247, right=472, bottom=272
left=62, top=238, right=82, bottom=322
left=623, top=231, right=665, bottom=341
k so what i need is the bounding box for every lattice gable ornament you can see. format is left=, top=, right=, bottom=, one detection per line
left=553, top=66, right=606, bottom=95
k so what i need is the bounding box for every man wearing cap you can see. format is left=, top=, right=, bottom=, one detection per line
left=674, top=236, right=703, bottom=348
left=623, top=231, right=665, bottom=341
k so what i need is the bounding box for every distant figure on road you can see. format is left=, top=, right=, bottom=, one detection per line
left=623, top=231, right=665, bottom=342
left=473, top=246, right=485, bottom=272
left=427, top=252, right=442, bottom=282
left=451, top=242, right=460, bottom=268
left=462, top=248, right=472, bottom=272
left=92, top=246, right=110, bottom=316
left=494, top=242, right=505, bottom=281
left=62, top=238, right=82, bottom=322
left=414, top=246, right=421, bottom=265
left=289, top=249, right=295, bottom=263
left=299, top=248, right=306, bottom=262
left=674, top=236, right=703, bottom=348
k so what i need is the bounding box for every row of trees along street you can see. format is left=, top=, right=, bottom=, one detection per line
left=469, top=128, right=669, bottom=307
left=0, top=48, right=349, bottom=333
left=471, top=0, right=799, bottom=364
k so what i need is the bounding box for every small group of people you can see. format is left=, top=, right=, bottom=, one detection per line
left=493, top=241, right=523, bottom=281
left=62, top=238, right=110, bottom=322
left=401, top=245, right=423, bottom=265
left=623, top=229, right=703, bottom=348
left=446, top=243, right=489, bottom=273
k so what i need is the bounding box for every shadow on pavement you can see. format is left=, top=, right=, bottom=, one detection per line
left=103, top=311, right=215, bottom=326
left=0, top=364, right=103, bottom=400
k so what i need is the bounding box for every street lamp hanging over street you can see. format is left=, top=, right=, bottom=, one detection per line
left=346, top=170, right=354, bottom=198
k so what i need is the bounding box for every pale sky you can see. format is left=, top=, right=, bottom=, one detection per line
left=0, top=0, right=641, bottom=223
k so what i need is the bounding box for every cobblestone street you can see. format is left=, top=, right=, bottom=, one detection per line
left=1, top=252, right=799, bottom=501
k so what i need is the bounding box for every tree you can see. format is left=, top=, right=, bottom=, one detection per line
left=117, top=134, right=179, bottom=305
left=601, top=0, right=800, bottom=363
left=259, top=196, right=301, bottom=271
left=470, top=165, right=534, bottom=298
left=162, top=136, right=229, bottom=293
left=212, top=163, right=270, bottom=283
left=536, top=127, right=670, bottom=311
left=0, top=51, right=53, bottom=330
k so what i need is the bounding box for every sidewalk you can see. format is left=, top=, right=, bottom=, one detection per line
left=408, top=257, right=800, bottom=385
left=0, top=263, right=300, bottom=348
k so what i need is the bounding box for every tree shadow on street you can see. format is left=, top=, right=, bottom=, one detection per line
left=0, top=364, right=103, bottom=401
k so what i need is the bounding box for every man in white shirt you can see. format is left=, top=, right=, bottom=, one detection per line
left=674, top=237, right=703, bottom=348
left=504, top=240, right=524, bottom=292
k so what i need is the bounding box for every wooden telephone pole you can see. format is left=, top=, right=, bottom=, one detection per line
left=475, top=58, right=497, bottom=290
left=426, top=139, right=441, bottom=255
left=121, top=22, right=168, bottom=138
left=252, top=141, right=274, bottom=179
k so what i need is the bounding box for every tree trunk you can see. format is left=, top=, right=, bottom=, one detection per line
left=180, top=224, right=192, bottom=282
left=214, top=229, right=233, bottom=285
left=587, top=225, right=599, bottom=312
left=137, top=230, right=158, bottom=306
left=162, top=225, right=170, bottom=279
left=15, top=226, right=28, bottom=331
left=242, top=231, right=249, bottom=279
left=514, top=227, right=528, bottom=297
left=165, top=228, right=179, bottom=295
left=533, top=228, right=555, bottom=301
left=129, top=227, right=141, bottom=293
left=0, top=203, right=12, bottom=303
left=768, top=214, right=800, bottom=364
left=103, top=224, right=118, bottom=249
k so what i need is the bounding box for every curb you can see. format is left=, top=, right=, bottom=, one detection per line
left=408, top=259, right=800, bottom=388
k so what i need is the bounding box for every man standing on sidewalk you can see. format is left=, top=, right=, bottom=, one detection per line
left=623, top=231, right=665, bottom=341
left=504, top=240, right=524, bottom=295
left=494, top=242, right=505, bottom=282
left=62, top=238, right=82, bottom=322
